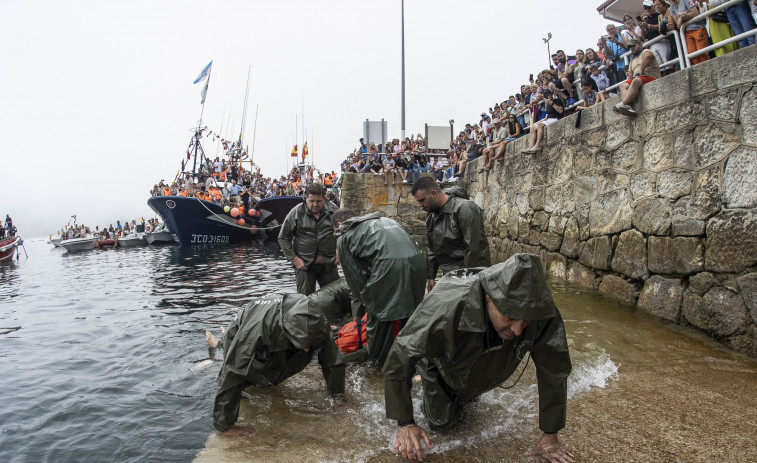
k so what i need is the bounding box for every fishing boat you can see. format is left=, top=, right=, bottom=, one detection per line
left=0, top=236, right=22, bottom=262
left=60, top=236, right=98, bottom=252
left=117, top=234, right=148, bottom=247
left=147, top=65, right=302, bottom=246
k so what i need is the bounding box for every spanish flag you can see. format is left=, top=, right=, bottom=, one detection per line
left=291, top=144, right=298, bottom=157
left=302, top=142, right=309, bottom=160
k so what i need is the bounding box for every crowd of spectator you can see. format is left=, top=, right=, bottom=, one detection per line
left=152, top=156, right=341, bottom=213
left=340, top=0, right=756, bottom=180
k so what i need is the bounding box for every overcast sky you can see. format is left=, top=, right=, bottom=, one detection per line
left=1, top=0, right=618, bottom=238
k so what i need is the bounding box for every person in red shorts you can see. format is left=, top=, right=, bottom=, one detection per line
left=612, top=38, right=662, bottom=117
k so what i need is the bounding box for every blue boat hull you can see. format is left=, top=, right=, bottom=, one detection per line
left=147, top=195, right=303, bottom=246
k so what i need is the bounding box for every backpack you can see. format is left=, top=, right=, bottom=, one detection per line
left=335, top=314, right=368, bottom=353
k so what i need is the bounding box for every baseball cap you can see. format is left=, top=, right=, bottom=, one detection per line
left=642, top=0, right=653, bottom=6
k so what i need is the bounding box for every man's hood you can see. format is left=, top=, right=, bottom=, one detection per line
left=281, top=294, right=329, bottom=349
left=442, top=186, right=469, bottom=200
left=479, top=253, right=557, bottom=320
left=333, top=211, right=381, bottom=237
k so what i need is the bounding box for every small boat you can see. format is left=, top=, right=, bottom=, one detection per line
left=97, top=238, right=117, bottom=248
left=0, top=236, right=22, bottom=262
left=145, top=228, right=176, bottom=245
left=60, top=236, right=98, bottom=252
left=47, top=237, right=63, bottom=247
left=118, top=234, right=147, bottom=247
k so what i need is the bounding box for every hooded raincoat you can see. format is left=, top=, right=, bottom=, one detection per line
left=213, top=293, right=345, bottom=432
left=383, top=254, right=571, bottom=433
left=307, top=277, right=362, bottom=325
left=426, top=187, right=490, bottom=279
left=334, top=212, right=425, bottom=322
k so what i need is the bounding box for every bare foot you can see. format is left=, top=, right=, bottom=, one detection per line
left=206, top=330, right=218, bottom=348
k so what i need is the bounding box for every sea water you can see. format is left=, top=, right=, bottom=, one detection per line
left=2, top=239, right=757, bottom=463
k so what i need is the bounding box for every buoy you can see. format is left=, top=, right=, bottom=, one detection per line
left=237, top=218, right=245, bottom=225
left=248, top=209, right=255, bottom=216
left=249, top=225, right=258, bottom=234
left=253, top=209, right=260, bottom=217
left=223, top=206, right=230, bottom=213
left=230, top=208, right=239, bottom=218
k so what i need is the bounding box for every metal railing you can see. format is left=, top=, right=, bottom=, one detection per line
left=679, top=0, right=757, bottom=67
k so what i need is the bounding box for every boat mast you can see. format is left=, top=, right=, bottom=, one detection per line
left=193, top=64, right=212, bottom=179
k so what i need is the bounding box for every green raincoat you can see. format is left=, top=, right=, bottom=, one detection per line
left=213, top=293, right=345, bottom=432
left=383, top=254, right=571, bottom=433
left=278, top=201, right=338, bottom=267
left=308, top=277, right=362, bottom=324
left=426, top=187, right=491, bottom=279
left=334, top=212, right=426, bottom=321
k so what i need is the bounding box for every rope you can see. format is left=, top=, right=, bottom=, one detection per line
left=497, top=353, right=531, bottom=390
left=191, top=196, right=282, bottom=231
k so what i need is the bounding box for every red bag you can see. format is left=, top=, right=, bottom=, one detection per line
left=335, top=314, right=368, bottom=354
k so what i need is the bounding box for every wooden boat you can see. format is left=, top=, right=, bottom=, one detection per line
left=97, top=238, right=117, bottom=248
left=0, top=237, right=21, bottom=262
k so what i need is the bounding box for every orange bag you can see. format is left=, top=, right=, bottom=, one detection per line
left=335, top=314, right=368, bottom=354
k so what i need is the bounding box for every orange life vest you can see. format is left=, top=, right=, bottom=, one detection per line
left=162, top=187, right=171, bottom=196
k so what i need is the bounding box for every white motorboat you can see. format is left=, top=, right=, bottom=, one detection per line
left=60, top=235, right=98, bottom=252
left=118, top=234, right=148, bottom=247
left=145, top=229, right=176, bottom=245
left=47, top=237, right=63, bottom=247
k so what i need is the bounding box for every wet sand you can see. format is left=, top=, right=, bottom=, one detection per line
left=195, top=285, right=757, bottom=462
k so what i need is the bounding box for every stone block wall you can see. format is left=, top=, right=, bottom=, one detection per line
left=339, top=173, right=428, bottom=248
left=460, top=46, right=757, bottom=356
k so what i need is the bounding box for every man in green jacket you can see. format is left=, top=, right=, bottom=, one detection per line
left=212, top=292, right=345, bottom=435
left=278, top=183, right=339, bottom=295
left=383, top=254, right=573, bottom=462
left=411, top=177, right=491, bottom=293
left=333, top=209, right=426, bottom=368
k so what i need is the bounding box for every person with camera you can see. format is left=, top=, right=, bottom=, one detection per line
left=639, top=0, right=674, bottom=75
left=612, top=38, right=662, bottom=117
left=599, top=23, right=631, bottom=85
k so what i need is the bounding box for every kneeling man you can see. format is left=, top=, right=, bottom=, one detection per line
left=212, top=292, right=345, bottom=435
left=383, top=253, right=573, bottom=461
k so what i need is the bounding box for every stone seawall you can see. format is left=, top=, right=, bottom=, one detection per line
left=340, top=46, right=757, bottom=356
left=462, top=46, right=757, bottom=356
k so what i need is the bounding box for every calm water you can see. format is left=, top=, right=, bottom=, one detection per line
left=0, top=238, right=294, bottom=463
left=3, top=239, right=757, bottom=463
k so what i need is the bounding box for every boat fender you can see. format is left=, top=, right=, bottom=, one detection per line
left=224, top=206, right=231, bottom=213
left=230, top=208, right=239, bottom=218
left=249, top=225, right=258, bottom=234
left=236, top=218, right=245, bottom=226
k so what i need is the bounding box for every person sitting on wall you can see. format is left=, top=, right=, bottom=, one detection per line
left=521, top=90, right=565, bottom=154
left=612, top=38, right=661, bottom=117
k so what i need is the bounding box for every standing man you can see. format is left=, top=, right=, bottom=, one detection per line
left=383, top=254, right=573, bottom=462
left=278, top=183, right=339, bottom=295
left=412, top=177, right=491, bottom=292
left=332, top=209, right=426, bottom=367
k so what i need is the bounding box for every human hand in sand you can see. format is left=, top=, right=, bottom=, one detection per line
left=221, top=426, right=252, bottom=438
left=525, top=433, right=574, bottom=463
left=394, top=424, right=432, bottom=461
